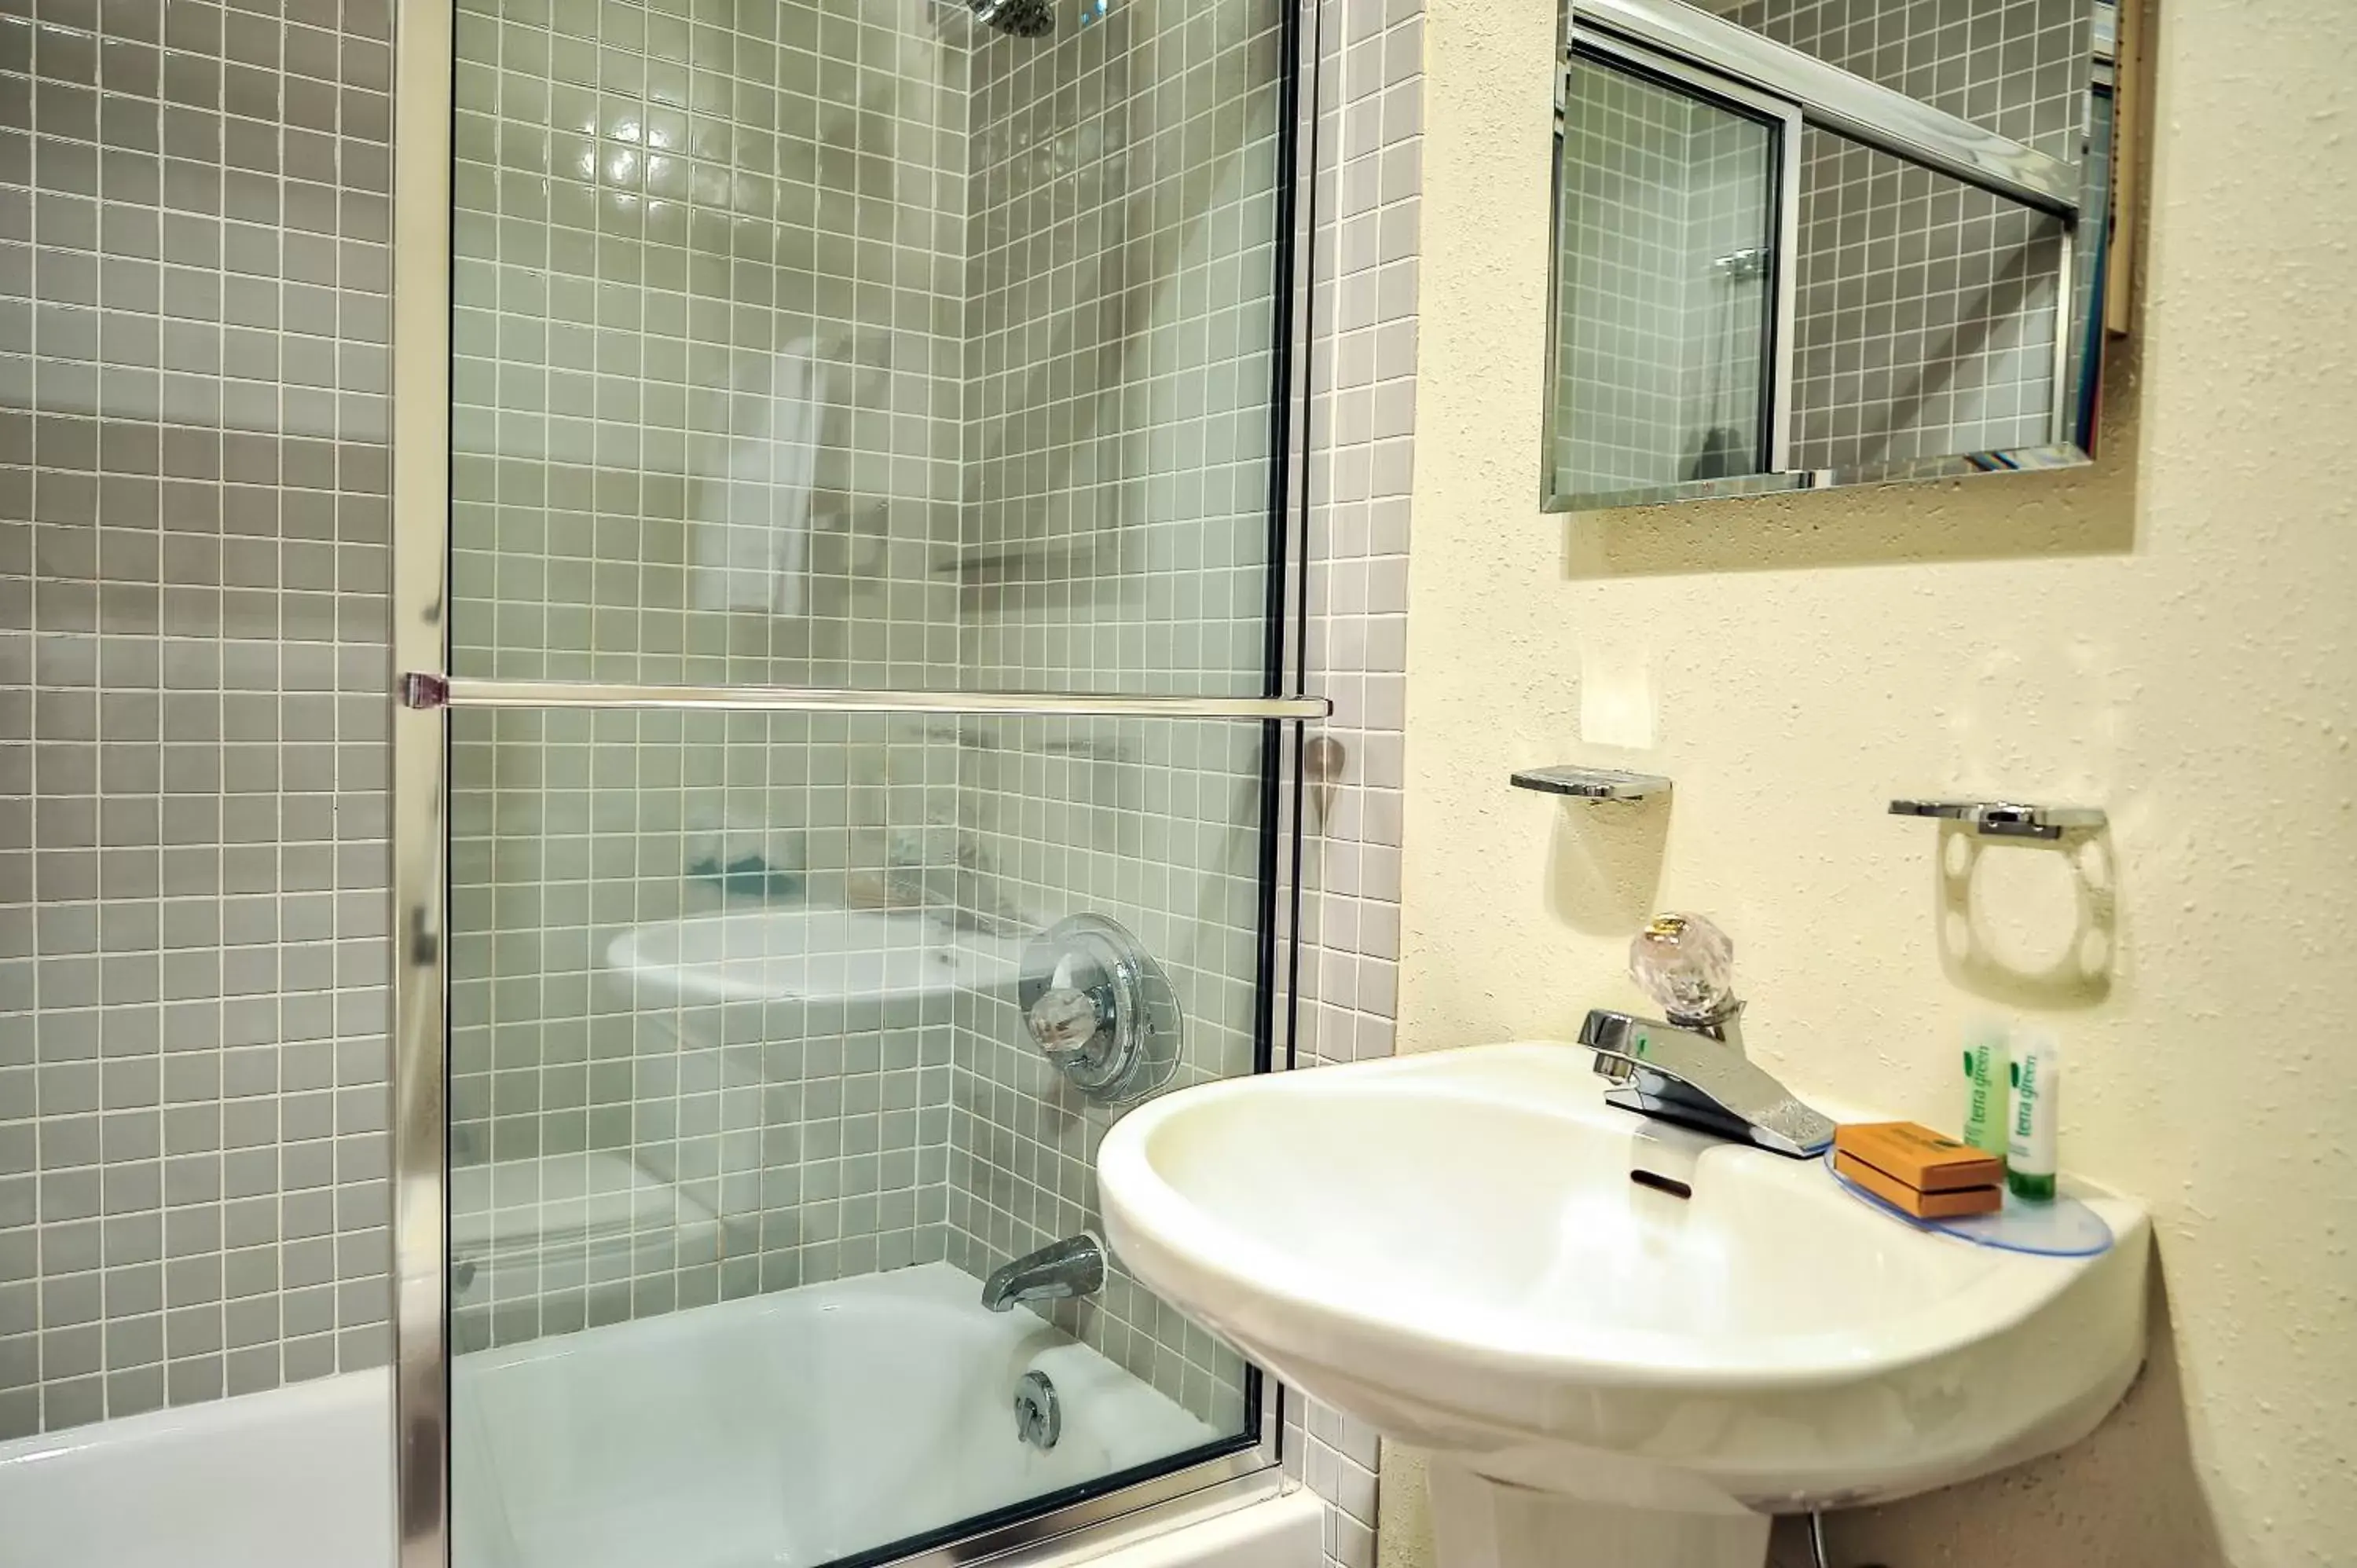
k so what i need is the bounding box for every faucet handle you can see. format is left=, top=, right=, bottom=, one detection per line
left=1629, top=913, right=1737, bottom=1024
left=1025, top=980, right=1109, bottom=1059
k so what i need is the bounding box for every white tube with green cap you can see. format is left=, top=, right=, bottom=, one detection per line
left=1962, top=1020, right=2011, bottom=1162
left=2007, top=1028, right=2061, bottom=1203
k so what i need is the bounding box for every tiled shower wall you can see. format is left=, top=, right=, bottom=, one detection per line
left=940, top=0, right=1285, bottom=1431
left=955, top=0, right=1283, bottom=700
left=944, top=713, right=1263, bottom=1427
left=444, top=713, right=961, bottom=1353
left=442, top=0, right=969, bottom=691
left=0, top=0, right=398, bottom=1438
left=1293, top=0, right=1413, bottom=1082
left=1284, top=0, right=1418, bottom=1559
left=1, top=5, right=1425, bottom=1556
left=436, top=0, right=1383, bottom=1450
left=946, top=0, right=1423, bottom=1544
left=438, top=0, right=973, bottom=1352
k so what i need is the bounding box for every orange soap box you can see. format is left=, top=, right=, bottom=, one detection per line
left=1831, top=1121, right=2003, bottom=1219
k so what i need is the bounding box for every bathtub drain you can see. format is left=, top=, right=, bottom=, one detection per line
left=1014, top=1370, right=1062, bottom=1450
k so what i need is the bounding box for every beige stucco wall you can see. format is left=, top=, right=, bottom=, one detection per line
left=1385, top=2, right=2357, bottom=1565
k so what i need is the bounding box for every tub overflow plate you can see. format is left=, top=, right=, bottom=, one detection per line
left=1014, top=1370, right=1062, bottom=1450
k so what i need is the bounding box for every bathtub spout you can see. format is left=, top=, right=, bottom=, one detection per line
left=982, top=1232, right=1106, bottom=1312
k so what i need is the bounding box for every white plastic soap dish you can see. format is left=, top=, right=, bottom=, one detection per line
left=1824, top=1152, right=2113, bottom=1257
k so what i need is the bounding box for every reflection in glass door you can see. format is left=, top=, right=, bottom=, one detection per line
left=1549, top=44, right=1793, bottom=504
left=393, top=0, right=1316, bottom=1560
left=441, top=709, right=1272, bottom=1568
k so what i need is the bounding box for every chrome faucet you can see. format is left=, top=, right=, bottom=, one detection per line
left=1578, top=914, right=1835, bottom=1159
left=981, top=1232, right=1106, bottom=1312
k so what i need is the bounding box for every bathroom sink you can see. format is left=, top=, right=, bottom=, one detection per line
left=1097, top=1042, right=2150, bottom=1568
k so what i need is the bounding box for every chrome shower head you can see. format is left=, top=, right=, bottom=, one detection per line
left=973, top=0, right=1054, bottom=37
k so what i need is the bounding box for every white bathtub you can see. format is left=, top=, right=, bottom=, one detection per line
left=0, top=1368, right=393, bottom=1568
left=452, top=1263, right=1219, bottom=1568
left=0, top=1263, right=1311, bottom=1568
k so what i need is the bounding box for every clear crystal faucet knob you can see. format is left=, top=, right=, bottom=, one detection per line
left=1629, top=913, right=1737, bottom=1024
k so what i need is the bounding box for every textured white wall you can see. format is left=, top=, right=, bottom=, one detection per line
left=1386, top=2, right=2357, bottom=1565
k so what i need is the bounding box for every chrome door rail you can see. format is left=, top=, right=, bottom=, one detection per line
left=1573, top=0, right=2080, bottom=219
left=398, top=675, right=1330, bottom=721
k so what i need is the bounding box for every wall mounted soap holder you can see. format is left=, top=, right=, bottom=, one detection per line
left=1511, top=766, right=1670, bottom=801
left=1889, top=799, right=2107, bottom=841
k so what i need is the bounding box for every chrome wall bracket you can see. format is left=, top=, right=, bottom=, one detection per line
left=398, top=672, right=450, bottom=710
left=1511, top=766, right=1671, bottom=801
left=1889, top=799, right=2108, bottom=841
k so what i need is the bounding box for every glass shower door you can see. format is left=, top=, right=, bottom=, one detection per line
left=439, top=713, right=1270, bottom=1568
left=396, top=0, right=1310, bottom=1561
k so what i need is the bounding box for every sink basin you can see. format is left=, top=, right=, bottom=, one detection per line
left=1097, top=1042, right=2149, bottom=1568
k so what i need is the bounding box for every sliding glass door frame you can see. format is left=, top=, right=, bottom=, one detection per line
left=387, top=5, right=454, bottom=1563
left=1545, top=27, right=1804, bottom=505
left=387, top=0, right=1331, bottom=1561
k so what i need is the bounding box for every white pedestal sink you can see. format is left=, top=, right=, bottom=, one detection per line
left=1097, top=1042, right=2150, bottom=1568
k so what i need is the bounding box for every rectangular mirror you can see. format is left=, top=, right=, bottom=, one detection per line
left=1545, top=0, right=2120, bottom=511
